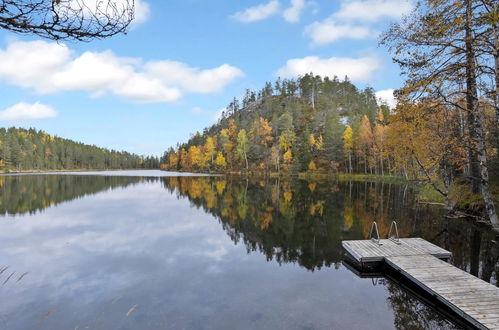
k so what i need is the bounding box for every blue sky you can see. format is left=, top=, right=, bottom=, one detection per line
left=0, top=0, right=411, bottom=156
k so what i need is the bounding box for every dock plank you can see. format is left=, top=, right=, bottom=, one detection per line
left=343, top=238, right=499, bottom=329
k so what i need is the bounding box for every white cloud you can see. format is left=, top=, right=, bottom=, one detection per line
left=283, top=0, right=307, bottom=23
left=146, top=62, right=244, bottom=94
left=277, top=56, right=380, bottom=82
left=133, top=0, right=150, bottom=25
left=0, top=102, right=57, bottom=121
left=375, top=89, right=396, bottom=108
left=0, top=41, right=243, bottom=104
left=334, top=0, right=412, bottom=22
left=231, top=0, right=281, bottom=23
left=303, top=0, right=412, bottom=46
left=305, top=20, right=372, bottom=45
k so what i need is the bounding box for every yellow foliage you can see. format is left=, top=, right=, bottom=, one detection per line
left=310, top=200, right=325, bottom=216
left=283, top=190, right=292, bottom=202
left=283, top=149, right=292, bottom=163
left=343, top=125, right=354, bottom=151
left=344, top=205, right=354, bottom=229
left=308, top=183, right=316, bottom=192
left=203, top=136, right=217, bottom=164
left=260, top=212, right=273, bottom=230
left=308, top=160, right=317, bottom=171
left=309, top=134, right=316, bottom=146
left=215, top=180, right=226, bottom=195
left=386, top=102, right=466, bottom=182
left=215, top=152, right=227, bottom=167
left=220, top=128, right=229, bottom=139
left=188, top=145, right=206, bottom=168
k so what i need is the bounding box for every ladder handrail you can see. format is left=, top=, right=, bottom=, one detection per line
left=369, top=221, right=381, bottom=245
left=388, top=221, right=401, bottom=244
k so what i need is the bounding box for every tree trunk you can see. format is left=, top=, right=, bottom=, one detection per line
left=244, top=151, right=248, bottom=170
left=494, top=22, right=499, bottom=149
left=465, top=0, right=499, bottom=227
left=348, top=153, right=352, bottom=174
left=380, top=155, right=384, bottom=176
left=494, top=21, right=499, bottom=128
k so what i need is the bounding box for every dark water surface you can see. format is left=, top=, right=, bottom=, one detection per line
left=0, top=170, right=497, bottom=329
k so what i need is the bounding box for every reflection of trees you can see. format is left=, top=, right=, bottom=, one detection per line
left=161, top=177, right=456, bottom=272
left=0, top=175, right=146, bottom=215
left=163, top=176, right=499, bottom=289
left=385, top=280, right=459, bottom=329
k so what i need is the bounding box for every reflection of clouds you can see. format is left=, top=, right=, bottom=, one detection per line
left=0, top=178, right=401, bottom=330
left=0, top=181, right=229, bottom=317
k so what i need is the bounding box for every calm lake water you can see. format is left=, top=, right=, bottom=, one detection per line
left=0, top=170, right=497, bottom=329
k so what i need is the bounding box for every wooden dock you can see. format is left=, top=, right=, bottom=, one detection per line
left=343, top=237, right=499, bottom=329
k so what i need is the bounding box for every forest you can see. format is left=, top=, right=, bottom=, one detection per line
left=161, top=0, right=499, bottom=226
left=0, top=127, right=159, bottom=172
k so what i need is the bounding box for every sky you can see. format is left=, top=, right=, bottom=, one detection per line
left=0, top=0, right=412, bottom=156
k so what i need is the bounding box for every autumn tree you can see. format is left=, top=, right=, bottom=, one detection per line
left=356, top=115, right=374, bottom=174
left=237, top=129, right=249, bottom=170
left=203, top=136, right=217, bottom=166
left=215, top=152, right=227, bottom=168
left=343, top=126, right=354, bottom=174
left=381, top=0, right=498, bottom=226
left=386, top=101, right=466, bottom=208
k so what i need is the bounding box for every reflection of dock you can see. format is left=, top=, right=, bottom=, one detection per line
left=343, top=237, right=499, bottom=330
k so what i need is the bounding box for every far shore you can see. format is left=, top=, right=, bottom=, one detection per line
left=0, top=168, right=160, bottom=175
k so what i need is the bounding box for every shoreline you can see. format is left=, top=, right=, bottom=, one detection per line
left=0, top=168, right=159, bottom=175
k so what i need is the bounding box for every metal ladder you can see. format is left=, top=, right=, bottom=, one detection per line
left=369, top=221, right=400, bottom=245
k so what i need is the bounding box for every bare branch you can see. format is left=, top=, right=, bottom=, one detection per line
left=0, top=0, right=134, bottom=41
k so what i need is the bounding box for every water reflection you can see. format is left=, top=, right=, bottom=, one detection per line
left=0, top=174, right=145, bottom=215
left=0, top=174, right=497, bottom=329
left=162, top=176, right=499, bottom=277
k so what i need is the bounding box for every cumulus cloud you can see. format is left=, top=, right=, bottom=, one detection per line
left=0, top=41, right=243, bottom=104
left=283, top=0, right=307, bottom=23
left=304, top=0, right=412, bottom=46
left=133, top=0, right=150, bottom=25
left=233, top=0, right=312, bottom=23
left=146, top=62, right=244, bottom=94
left=0, top=102, right=57, bottom=121
left=277, top=56, right=380, bottom=82
left=334, top=0, right=412, bottom=22
left=305, top=20, right=371, bottom=45
left=231, top=0, right=281, bottom=23
left=375, top=89, right=396, bottom=108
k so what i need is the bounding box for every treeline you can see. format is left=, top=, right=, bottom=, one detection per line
left=0, top=127, right=159, bottom=172
left=162, top=74, right=391, bottom=175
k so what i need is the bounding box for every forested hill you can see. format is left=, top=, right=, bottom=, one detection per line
left=0, top=127, right=159, bottom=172
left=161, top=74, right=390, bottom=174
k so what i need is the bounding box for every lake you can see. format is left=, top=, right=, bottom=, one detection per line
left=0, top=170, right=497, bottom=329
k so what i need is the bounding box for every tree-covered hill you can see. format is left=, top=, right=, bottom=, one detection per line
left=161, top=74, right=391, bottom=174
left=160, top=74, right=498, bottom=213
left=0, top=127, right=159, bottom=172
